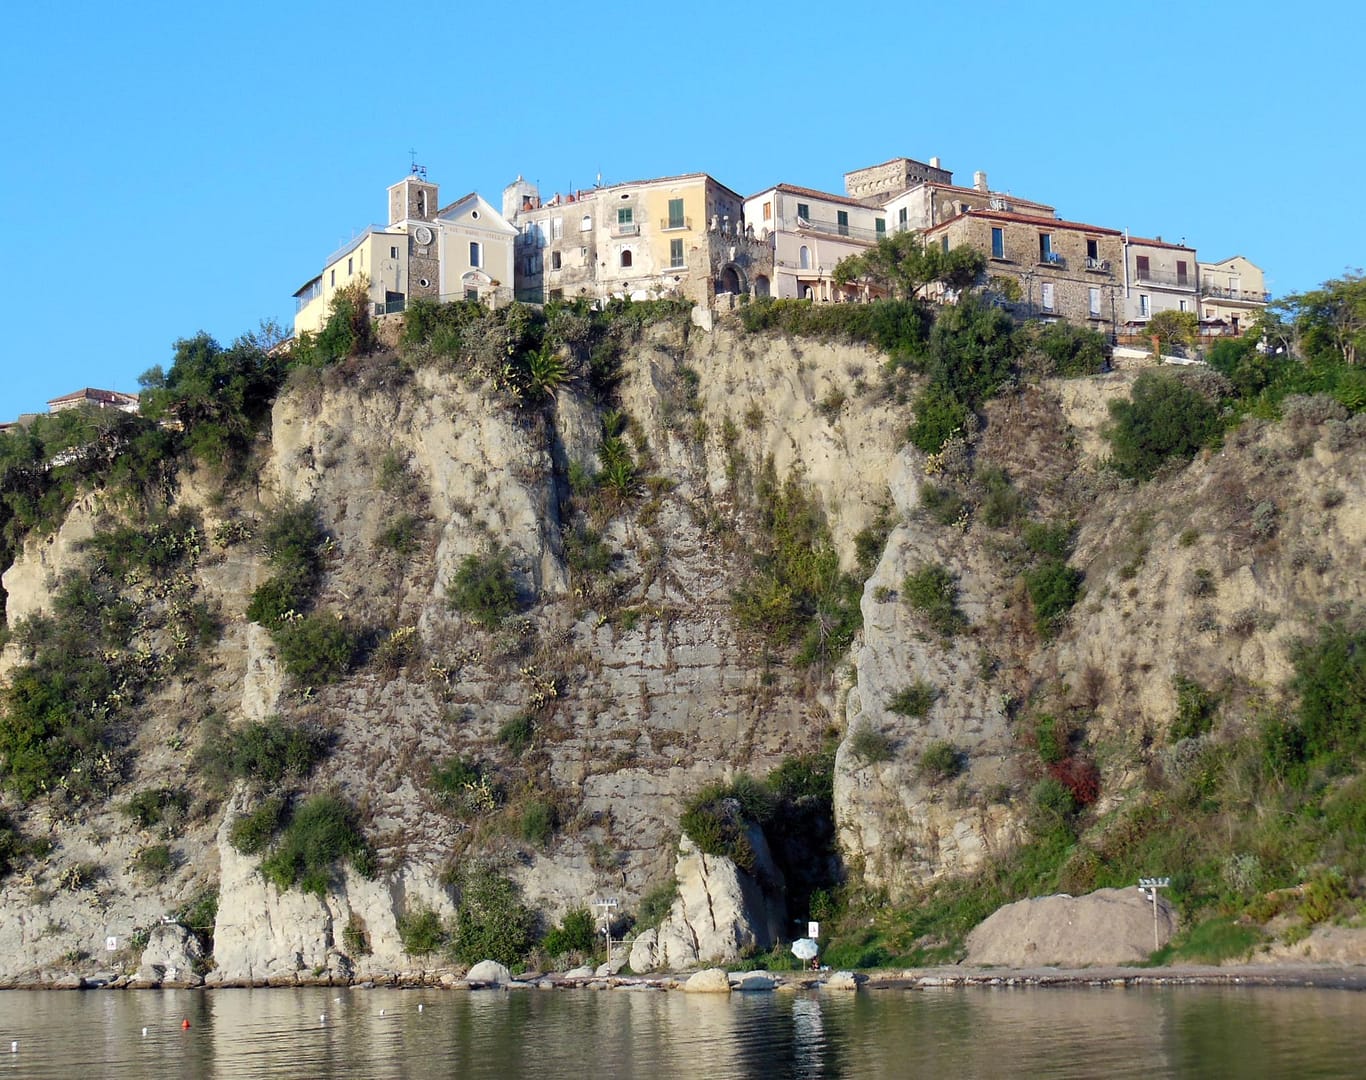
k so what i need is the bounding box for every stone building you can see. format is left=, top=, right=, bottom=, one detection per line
left=1122, top=235, right=1200, bottom=325
left=292, top=172, right=515, bottom=337
left=1198, top=255, right=1270, bottom=335
left=47, top=388, right=140, bottom=414
left=924, top=209, right=1125, bottom=335
left=878, top=172, right=1056, bottom=235
left=506, top=173, right=768, bottom=306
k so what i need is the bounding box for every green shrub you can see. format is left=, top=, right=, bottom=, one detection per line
left=902, top=562, right=967, bottom=637
left=888, top=680, right=939, bottom=719
left=907, top=384, right=968, bottom=454
left=918, top=741, right=965, bottom=784
left=0, top=812, right=23, bottom=881
left=228, top=795, right=287, bottom=855
left=1028, top=777, right=1077, bottom=838
left=82, top=509, right=203, bottom=580
left=919, top=483, right=966, bottom=527
left=198, top=715, right=330, bottom=790
left=519, top=799, right=557, bottom=848
left=375, top=513, right=424, bottom=555
left=679, top=777, right=775, bottom=873
left=259, top=794, right=374, bottom=898
left=1034, top=714, right=1069, bottom=765
left=1022, top=520, right=1075, bottom=560
left=121, top=787, right=190, bottom=830
left=272, top=612, right=358, bottom=684
left=636, top=879, right=678, bottom=929
left=133, top=843, right=174, bottom=883
left=453, top=864, right=535, bottom=966
left=1025, top=321, right=1108, bottom=377
left=247, top=502, right=325, bottom=628
left=1292, top=621, right=1365, bottom=762
left=397, top=907, right=450, bottom=956
left=542, top=908, right=596, bottom=959
left=1023, top=559, right=1083, bottom=636
left=342, top=915, right=371, bottom=957
left=1171, top=676, right=1218, bottom=741
left=498, top=714, right=536, bottom=756
left=1106, top=371, right=1222, bottom=480
left=975, top=467, right=1024, bottom=528
left=447, top=548, right=521, bottom=628
left=849, top=725, right=896, bottom=765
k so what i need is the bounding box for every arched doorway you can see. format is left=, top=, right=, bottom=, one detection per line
left=717, top=265, right=742, bottom=294
left=754, top=275, right=770, bottom=298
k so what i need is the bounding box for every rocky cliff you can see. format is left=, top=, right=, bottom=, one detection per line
left=0, top=308, right=1361, bottom=984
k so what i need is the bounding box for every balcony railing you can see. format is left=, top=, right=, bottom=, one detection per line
left=1086, top=257, right=1112, bottom=272
left=1134, top=267, right=1195, bottom=289
left=612, top=222, right=640, bottom=237
left=1039, top=251, right=1066, bottom=268
left=1200, top=284, right=1271, bottom=303
left=373, top=297, right=407, bottom=316
left=781, top=215, right=882, bottom=244
left=660, top=216, right=691, bottom=231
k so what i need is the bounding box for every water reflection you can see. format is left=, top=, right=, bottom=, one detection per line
left=0, top=984, right=1360, bottom=1078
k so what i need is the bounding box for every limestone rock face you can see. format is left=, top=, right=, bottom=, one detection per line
left=133, top=924, right=203, bottom=986
left=631, top=833, right=785, bottom=972
left=466, top=959, right=512, bottom=984
left=964, top=887, right=1176, bottom=967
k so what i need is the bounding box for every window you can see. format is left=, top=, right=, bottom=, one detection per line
left=465, top=288, right=478, bottom=301
left=667, top=198, right=685, bottom=229
left=837, top=210, right=849, bottom=236
left=581, top=214, right=592, bottom=231
left=551, top=251, right=562, bottom=270
left=799, top=245, right=810, bottom=270
left=797, top=202, right=810, bottom=221
left=390, top=245, right=399, bottom=259
left=1179, top=299, right=1188, bottom=312
left=552, top=217, right=563, bottom=240
left=669, top=238, right=684, bottom=268
left=617, top=207, right=633, bottom=226
left=1139, top=294, right=1150, bottom=318
left=1177, top=260, right=1188, bottom=285
left=330, top=269, right=335, bottom=286
left=1089, top=287, right=1102, bottom=317
left=762, top=201, right=772, bottom=221
left=991, top=227, right=1004, bottom=259
left=1136, top=255, right=1150, bottom=280
left=620, top=249, right=633, bottom=268
left=1038, top=234, right=1053, bottom=262
left=347, top=257, right=353, bottom=276
left=525, top=255, right=540, bottom=275
left=1086, top=238, right=1099, bottom=261
left=875, top=218, right=886, bottom=235
left=899, top=207, right=908, bottom=228
left=469, top=241, right=482, bottom=267
left=1041, top=282, right=1055, bottom=312
left=941, top=236, right=949, bottom=255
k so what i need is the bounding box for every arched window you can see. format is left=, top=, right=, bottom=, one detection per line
left=581, top=214, right=592, bottom=232
left=620, top=249, right=633, bottom=268
left=799, top=245, right=810, bottom=270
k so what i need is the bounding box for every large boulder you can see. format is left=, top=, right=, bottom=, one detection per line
left=682, top=968, right=732, bottom=993
left=133, top=924, right=204, bottom=987
left=630, top=832, right=786, bottom=972
left=965, top=887, right=1177, bottom=967
left=466, top=960, right=513, bottom=985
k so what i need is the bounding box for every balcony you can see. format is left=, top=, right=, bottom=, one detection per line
left=1134, top=267, right=1195, bottom=289
left=1085, top=256, right=1112, bottom=273
left=781, top=215, right=881, bottom=244
left=1038, top=251, right=1066, bottom=269
left=612, top=222, right=640, bottom=237
left=660, top=216, right=691, bottom=231
left=1200, top=283, right=1271, bottom=303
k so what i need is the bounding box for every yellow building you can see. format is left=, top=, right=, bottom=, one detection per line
left=292, top=173, right=516, bottom=338
left=1198, top=255, right=1269, bottom=335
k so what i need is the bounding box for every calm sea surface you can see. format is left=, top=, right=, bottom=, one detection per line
left=0, top=984, right=1360, bottom=1078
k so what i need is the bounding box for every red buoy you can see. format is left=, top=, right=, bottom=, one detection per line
left=182, top=1019, right=191, bottom=1030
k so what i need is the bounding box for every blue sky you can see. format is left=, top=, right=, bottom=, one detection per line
left=1, top=0, right=1361, bottom=420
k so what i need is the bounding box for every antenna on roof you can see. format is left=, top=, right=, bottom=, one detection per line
left=408, top=149, right=427, bottom=179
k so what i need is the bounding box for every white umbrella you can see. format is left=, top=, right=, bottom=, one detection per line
left=791, top=938, right=819, bottom=961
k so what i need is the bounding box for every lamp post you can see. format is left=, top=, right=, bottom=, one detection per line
left=593, top=897, right=619, bottom=968
left=1137, top=877, right=1170, bottom=953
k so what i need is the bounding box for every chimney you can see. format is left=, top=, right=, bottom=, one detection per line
left=973, top=170, right=988, bottom=193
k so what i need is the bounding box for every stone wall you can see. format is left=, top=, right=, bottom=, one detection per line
left=844, top=157, right=953, bottom=201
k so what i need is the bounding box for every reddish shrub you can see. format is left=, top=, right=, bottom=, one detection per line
left=1048, top=756, right=1101, bottom=807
